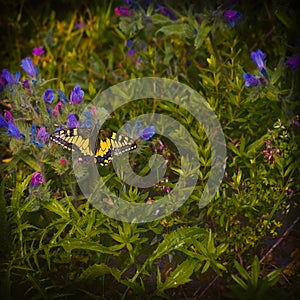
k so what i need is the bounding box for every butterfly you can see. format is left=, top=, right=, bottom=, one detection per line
left=50, top=127, right=137, bottom=166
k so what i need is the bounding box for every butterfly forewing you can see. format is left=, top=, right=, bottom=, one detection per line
left=50, top=128, right=94, bottom=156
left=50, top=127, right=136, bottom=166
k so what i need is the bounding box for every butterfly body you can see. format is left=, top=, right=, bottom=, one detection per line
left=50, top=128, right=137, bottom=166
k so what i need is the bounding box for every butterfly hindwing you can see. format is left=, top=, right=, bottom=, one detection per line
left=50, top=127, right=136, bottom=166
left=110, top=132, right=137, bottom=156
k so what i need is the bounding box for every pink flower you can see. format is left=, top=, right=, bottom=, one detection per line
left=33, top=46, right=45, bottom=56
left=115, top=6, right=132, bottom=17
left=30, top=172, right=44, bottom=187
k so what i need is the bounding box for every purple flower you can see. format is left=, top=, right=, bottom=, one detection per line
left=4, top=110, right=14, bottom=122
left=22, top=79, right=30, bottom=89
left=70, top=85, right=84, bottom=104
left=21, top=57, right=37, bottom=78
left=6, top=122, right=24, bottom=139
left=2, top=69, right=14, bottom=85
left=250, top=49, right=268, bottom=78
left=32, top=46, right=45, bottom=56
left=30, top=172, right=44, bottom=187
left=0, top=76, right=6, bottom=91
left=37, top=126, right=50, bottom=142
left=157, top=4, right=176, bottom=20
left=115, top=6, right=132, bottom=17
left=0, top=110, right=15, bottom=129
left=67, top=113, right=79, bottom=128
left=43, top=88, right=56, bottom=104
left=284, top=54, right=300, bottom=71
left=263, top=139, right=280, bottom=165
left=223, top=10, right=243, bottom=27
left=75, top=21, right=84, bottom=30
left=139, top=125, right=155, bottom=140
left=30, top=124, right=44, bottom=148
left=290, top=119, right=299, bottom=126
left=243, top=73, right=259, bottom=87
left=152, top=139, right=165, bottom=153
left=126, top=49, right=136, bottom=57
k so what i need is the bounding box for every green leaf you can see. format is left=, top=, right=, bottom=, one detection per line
left=148, top=227, right=206, bottom=266
left=163, top=41, right=174, bottom=65
left=234, top=260, right=250, bottom=281
left=77, top=263, right=121, bottom=282
left=156, top=23, right=194, bottom=39
left=202, top=260, right=211, bottom=273
left=250, top=256, right=260, bottom=287
left=157, top=259, right=198, bottom=292
left=265, top=268, right=282, bottom=286
left=194, top=20, right=212, bottom=49
left=232, top=274, right=248, bottom=290
left=228, top=142, right=241, bottom=156
left=151, top=13, right=174, bottom=24
left=42, top=199, right=69, bottom=220
left=58, top=238, right=121, bottom=255
left=110, top=233, right=126, bottom=244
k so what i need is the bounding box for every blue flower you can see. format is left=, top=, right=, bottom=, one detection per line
left=223, top=10, right=243, bottom=27
left=139, top=125, right=155, bottom=140
left=14, top=71, right=20, bottom=83
left=6, top=122, right=25, bottom=139
left=30, top=125, right=49, bottom=148
left=157, top=4, right=176, bottom=20
left=21, top=57, right=37, bottom=78
left=250, top=49, right=268, bottom=78
left=30, top=124, right=37, bottom=142
left=126, top=40, right=133, bottom=48
left=43, top=88, right=56, bottom=104
left=124, top=122, right=155, bottom=140
left=70, top=85, right=84, bottom=104
left=81, top=111, right=94, bottom=128
left=67, top=113, right=79, bottom=128
left=0, top=114, right=8, bottom=128
left=243, top=73, right=259, bottom=87
left=2, top=69, right=14, bottom=85
left=284, top=54, right=300, bottom=71
left=124, top=121, right=141, bottom=137
left=46, top=104, right=52, bottom=117
left=58, top=88, right=70, bottom=103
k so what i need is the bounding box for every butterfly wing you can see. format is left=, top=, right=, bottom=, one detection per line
left=50, top=128, right=94, bottom=156
left=94, top=130, right=137, bottom=165
left=50, top=128, right=137, bottom=166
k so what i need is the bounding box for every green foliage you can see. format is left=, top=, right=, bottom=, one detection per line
left=227, top=256, right=282, bottom=300
left=0, top=0, right=299, bottom=299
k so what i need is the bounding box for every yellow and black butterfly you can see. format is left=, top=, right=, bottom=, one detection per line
left=50, top=127, right=137, bottom=166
